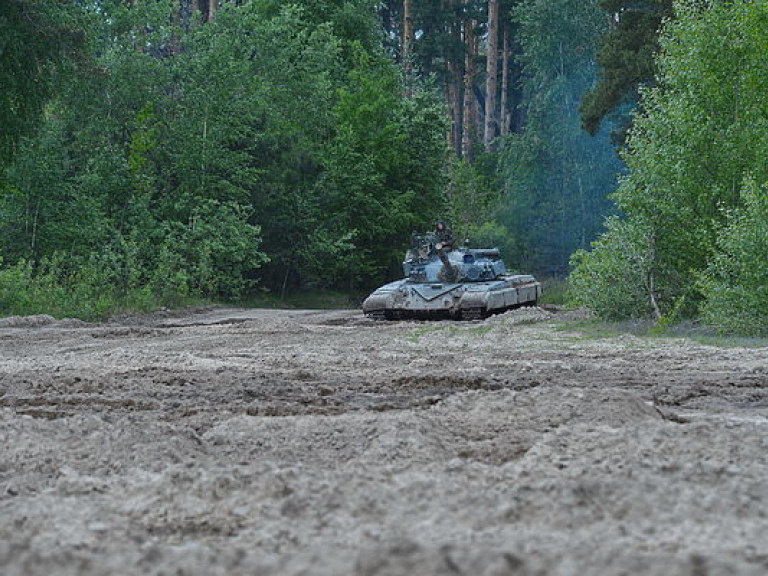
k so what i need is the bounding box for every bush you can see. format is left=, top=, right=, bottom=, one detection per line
left=567, top=216, right=654, bottom=320
left=699, top=179, right=768, bottom=336
left=148, top=200, right=267, bottom=302
left=0, top=199, right=267, bottom=320
left=0, top=259, right=35, bottom=316
left=0, top=254, right=117, bottom=320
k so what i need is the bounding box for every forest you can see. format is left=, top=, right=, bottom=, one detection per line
left=1, top=0, right=766, bottom=334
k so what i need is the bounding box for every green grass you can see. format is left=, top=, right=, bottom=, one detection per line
left=403, top=325, right=438, bottom=343
left=538, top=276, right=569, bottom=306
left=690, top=335, right=768, bottom=348
left=555, top=316, right=768, bottom=348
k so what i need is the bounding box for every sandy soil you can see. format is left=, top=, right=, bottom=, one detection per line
left=1, top=306, right=767, bottom=575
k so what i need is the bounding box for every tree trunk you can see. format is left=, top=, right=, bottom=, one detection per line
left=462, top=6, right=476, bottom=162
left=402, top=0, right=414, bottom=88
left=208, top=0, right=217, bottom=21
left=448, top=50, right=464, bottom=156
left=648, top=235, right=662, bottom=319
left=447, top=0, right=463, bottom=157
left=484, top=0, right=499, bottom=149
left=500, top=20, right=511, bottom=136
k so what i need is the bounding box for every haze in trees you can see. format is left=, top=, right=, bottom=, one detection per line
left=571, top=0, right=768, bottom=333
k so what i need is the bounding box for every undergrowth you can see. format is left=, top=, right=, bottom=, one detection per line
left=0, top=255, right=206, bottom=321
left=0, top=254, right=365, bottom=321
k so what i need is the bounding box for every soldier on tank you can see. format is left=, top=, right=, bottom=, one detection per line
left=434, top=221, right=455, bottom=251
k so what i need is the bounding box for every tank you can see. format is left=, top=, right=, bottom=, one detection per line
left=362, top=231, right=542, bottom=320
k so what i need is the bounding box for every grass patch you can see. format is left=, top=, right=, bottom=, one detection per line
left=539, top=276, right=569, bottom=306
left=404, top=325, right=439, bottom=343
left=690, top=335, right=768, bottom=348
left=403, top=322, right=493, bottom=343
left=556, top=316, right=768, bottom=348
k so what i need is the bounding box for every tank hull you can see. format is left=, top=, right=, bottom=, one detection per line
left=362, top=274, right=541, bottom=320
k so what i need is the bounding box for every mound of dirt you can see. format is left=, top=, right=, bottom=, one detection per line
left=0, top=314, right=56, bottom=328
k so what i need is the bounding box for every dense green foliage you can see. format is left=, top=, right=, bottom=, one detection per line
left=2, top=0, right=629, bottom=320
left=571, top=0, right=768, bottom=333
left=0, top=0, right=450, bottom=316
left=699, top=179, right=768, bottom=335
left=569, top=216, right=656, bottom=320
left=0, top=0, right=87, bottom=172
left=17, top=0, right=749, bottom=327
left=312, top=51, right=449, bottom=287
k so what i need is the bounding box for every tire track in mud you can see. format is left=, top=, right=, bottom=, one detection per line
left=0, top=368, right=531, bottom=422
left=3, top=346, right=767, bottom=423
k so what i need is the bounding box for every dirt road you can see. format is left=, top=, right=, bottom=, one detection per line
left=1, top=307, right=767, bottom=575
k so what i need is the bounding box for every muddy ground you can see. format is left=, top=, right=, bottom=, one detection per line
left=1, top=306, right=767, bottom=575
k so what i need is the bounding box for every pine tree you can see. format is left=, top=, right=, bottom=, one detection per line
left=484, top=0, right=499, bottom=148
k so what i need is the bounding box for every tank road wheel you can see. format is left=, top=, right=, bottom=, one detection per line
left=369, top=310, right=387, bottom=321
left=461, top=307, right=484, bottom=321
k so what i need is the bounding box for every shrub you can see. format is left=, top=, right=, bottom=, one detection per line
left=699, top=179, right=768, bottom=335
left=567, top=217, right=654, bottom=320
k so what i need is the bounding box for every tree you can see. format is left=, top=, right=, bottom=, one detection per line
left=402, top=0, right=414, bottom=84
left=384, top=1, right=525, bottom=160
left=462, top=1, right=478, bottom=162
left=499, top=10, right=514, bottom=136
left=0, top=0, right=87, bottom=174
left=580, top=0, right=673, bottom=144
left=571, top=0, right=768, bottom=321
left=315, top=50, right=449, bottom=288
left=699, top=179, right=768, bottom=335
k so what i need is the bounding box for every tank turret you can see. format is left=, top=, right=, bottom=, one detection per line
left=362, top=229, right=541, bottom=320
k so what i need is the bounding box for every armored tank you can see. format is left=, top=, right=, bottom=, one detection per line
left=362, top=231, right=542, bottom=320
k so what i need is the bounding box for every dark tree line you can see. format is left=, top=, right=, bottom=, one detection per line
left=1, top=0, right=640, bottom=318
